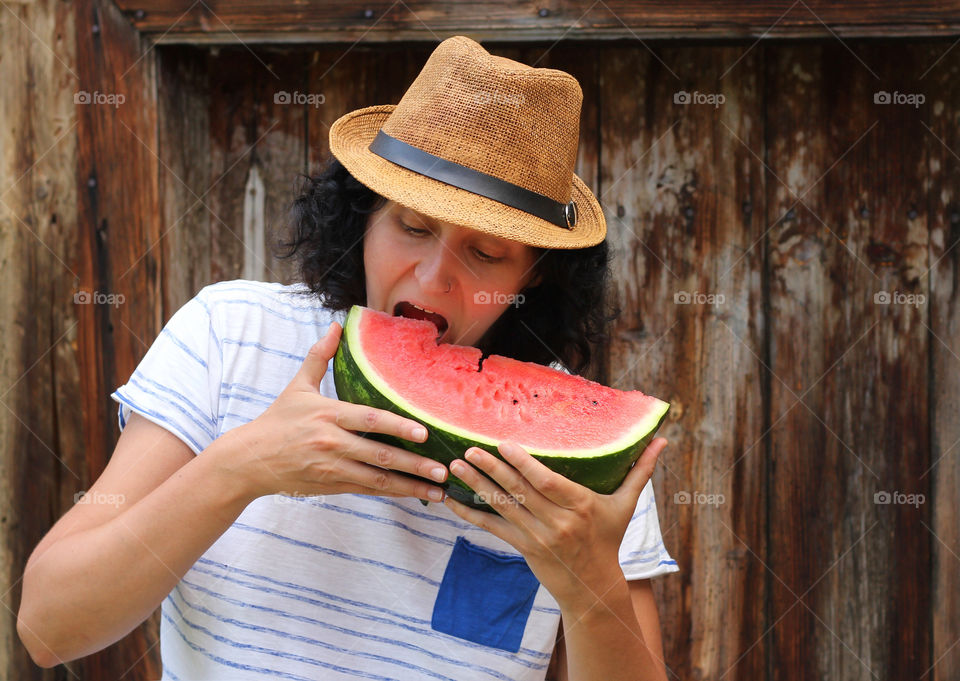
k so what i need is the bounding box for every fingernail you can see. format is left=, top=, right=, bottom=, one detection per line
left=413, top=426, right=427, bottom=441
left=428, top=488, right=444, bottom=502
left=430, top=467, right=447, bottom=482
left=450, top=460, right=465, bottom=476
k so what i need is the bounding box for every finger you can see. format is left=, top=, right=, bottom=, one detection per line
left=341, top=431, right=448, bottom=485
left=614, top=437, right=668, bottom=504
left=335, top=402, right=429, bottom=445
left=335, top=457, right=447, bottom=502
left=449, top=455, right=536, bottom=528
left=461, top=446, right=551, bottom=517
left=442, top=495, right=522, bottom=548
left=334, top=485, right=430, bottom=500
left=497, top=441, right=584, bottom=510
left=291, top=322, right=342, bottom=391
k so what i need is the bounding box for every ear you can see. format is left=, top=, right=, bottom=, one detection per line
left=525, top=271, right=542, bottom=288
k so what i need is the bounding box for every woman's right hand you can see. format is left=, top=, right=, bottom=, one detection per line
left=214, top=321, right=448, bottom=502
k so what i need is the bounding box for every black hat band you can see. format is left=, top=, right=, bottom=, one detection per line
left=368, top=130, right=577, bottom=230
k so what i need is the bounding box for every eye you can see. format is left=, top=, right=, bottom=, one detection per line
left=400, top=222, right=428, bottom=236
left=472, top=247, right=500, bottom=263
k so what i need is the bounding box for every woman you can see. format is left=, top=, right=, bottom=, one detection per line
left=17, top=36, right=677, bottom=680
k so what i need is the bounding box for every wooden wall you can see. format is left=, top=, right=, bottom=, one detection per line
left=3, top=7, right=958, bottom=680
left=2, top=0, right=165, bottom=678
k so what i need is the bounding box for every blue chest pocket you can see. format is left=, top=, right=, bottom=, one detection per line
left=431, top=536, right=541, bottom=653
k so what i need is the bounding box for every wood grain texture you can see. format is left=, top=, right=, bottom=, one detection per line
left=925, top=41, right=960, bottom=681
left=72, top=0, right=164, bottom=677
left=598, top=44, right=769, bottom=680
left=109, top=0, right=960, bottom=41
left=765, top=42, right=931, bottom=680
left=206, top=48, right=308, bottom=287
left=7, top=17, right=960, bottom=681
left=0, top=0, right=82, bottom=678
left=158, top=46, right=213, bottom=313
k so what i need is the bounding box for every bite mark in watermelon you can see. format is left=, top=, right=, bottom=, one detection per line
left=333, top=305, right=670, bottom=513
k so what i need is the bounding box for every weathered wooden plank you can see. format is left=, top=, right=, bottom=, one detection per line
left=206, top=48, right=309, bottom=285
left=0, top=0, right=84, bottom=678
left=158, top=46, right=214, bottom=313
left=599, top=44, right=767, bottom=679
left=110, top=0, right=960, bottom=41
left=307, top=46, right=375, bottom=173
left=925, top=40, right=960, bottom=681
left=765, top=42, right=931, bottom=680
left=72, top=0, right=165, bottom=678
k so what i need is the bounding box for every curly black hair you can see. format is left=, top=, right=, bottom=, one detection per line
left=278, top=156, right=618, bottom=375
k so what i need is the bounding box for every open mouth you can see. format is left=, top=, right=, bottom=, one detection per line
left=393, top=301, right=450, bottom=340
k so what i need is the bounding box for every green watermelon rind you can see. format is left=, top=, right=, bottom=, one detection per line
left=332, top=306, right=671, bottom=514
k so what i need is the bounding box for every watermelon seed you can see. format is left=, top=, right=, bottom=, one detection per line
left=592, top=400, right=598, bottom=405
left=512, top=399, right=518, bottom=404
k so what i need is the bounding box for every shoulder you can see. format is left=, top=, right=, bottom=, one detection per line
left=193, top=279, right=345, bottom=334
left=196, top=278, right=315, bottom=310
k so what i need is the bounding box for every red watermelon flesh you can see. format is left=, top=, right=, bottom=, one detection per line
left=350, top=306, right=668, bottom=457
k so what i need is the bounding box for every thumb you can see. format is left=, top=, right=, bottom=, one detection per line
left=615, top=437, right=668, bottom=504
left=292, top=321, right=342, bottom=391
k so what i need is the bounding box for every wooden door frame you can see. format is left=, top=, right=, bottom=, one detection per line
left=65, top=1, right=958, bottom=678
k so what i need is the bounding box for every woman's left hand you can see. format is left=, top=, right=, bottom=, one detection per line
left=442, top=437, right=668, bottom=610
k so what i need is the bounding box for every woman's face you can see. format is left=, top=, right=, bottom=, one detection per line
left=363, top=200, right=541, bottom=347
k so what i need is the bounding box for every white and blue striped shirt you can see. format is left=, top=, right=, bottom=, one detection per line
left=112, top=279, right=679, bottom=681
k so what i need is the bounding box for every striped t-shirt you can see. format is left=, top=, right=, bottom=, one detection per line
left=111, top=279, right=679, bottom=681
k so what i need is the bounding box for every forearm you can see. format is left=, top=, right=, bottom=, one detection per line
left=18, top=436, right=255, bottom=666
left=559, top=577, right=668, bottom=681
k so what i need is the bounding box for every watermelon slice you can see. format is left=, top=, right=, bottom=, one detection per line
left=333, top=305, right=670, bottom=513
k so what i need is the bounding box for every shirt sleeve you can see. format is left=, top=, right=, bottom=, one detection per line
left=110, top=288, right=222, bottom=455
left=619, top=479, right=679, bottom=580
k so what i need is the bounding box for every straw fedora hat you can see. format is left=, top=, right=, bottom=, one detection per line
left=328, top=35, right=605, bottom=249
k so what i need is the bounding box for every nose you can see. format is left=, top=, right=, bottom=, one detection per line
left=415, top=243, right=458, bottom=295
